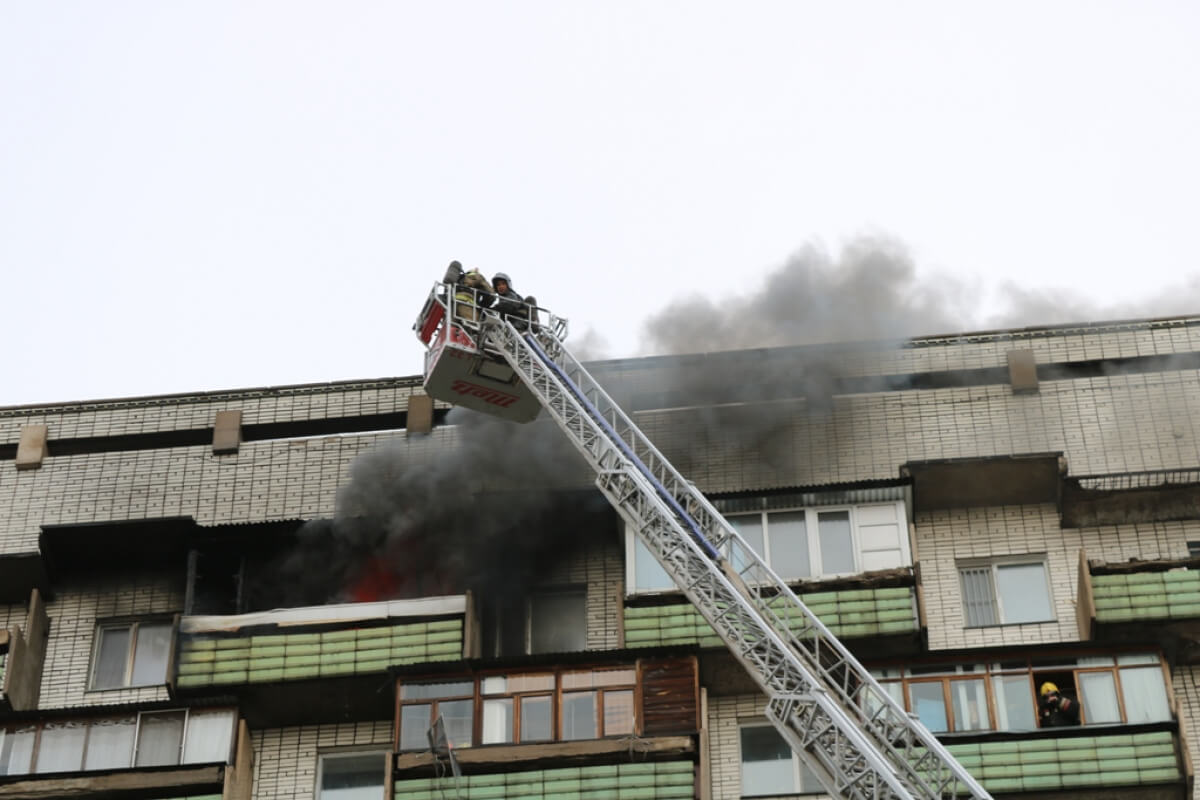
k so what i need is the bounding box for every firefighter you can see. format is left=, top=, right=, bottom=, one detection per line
left=1038, top=682, right=1081, bottom=727
left=491, top=272, right=537, bottom=330
left=449, top=261, right=492, bottom=322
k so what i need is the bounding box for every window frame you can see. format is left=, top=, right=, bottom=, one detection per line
left=958, top=556, right=1055, bottom=627
left=88, top=618, right=175, bottom=691
left=871, top=652, right=1173, bottom=733
left=625, top=500, right=910, bottom=594
left=525, top=588, right=588, bottom=654
left=395, top=666, right=638, bottom=752
left=315, top=749, right=389, bottom=800
left=0, top=707, right=236, bottom=776
left=738, top=721, right=824, bottom=797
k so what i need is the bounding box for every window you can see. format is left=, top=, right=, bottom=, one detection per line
left=739, top=723, right=822, bottom=796
left=397, top=668, right=637, bottom=751
left=959, top=558, right=1053, bottom=626
left=871, top=653, right=1172, bottom=733
left=528, top=590, right=587, bottom=653
left=90, top=620, right=173, bottom=690
left=0, top=708, right=235, bottom=776
left=627, top=501, right=909, bottom=593
left=317, top=751, right=387, bottom=800
left=1188, top=540, right=1200, bottom=558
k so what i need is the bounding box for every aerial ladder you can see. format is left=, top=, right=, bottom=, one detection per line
left=415, top=269, right=993, bottom=800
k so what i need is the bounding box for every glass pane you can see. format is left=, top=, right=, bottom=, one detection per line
left=909, top=682, right=948, bottom=733
left=320, top=752, right=384, bottom=800
left=439, top=699, right=473, bottom=749
left=481, top=698, right=513, bottom=745
left=817, top=510, right=855, bottom=574
left=83, top=717, right=136, bottom=770
left=399, top=704, right=430, bottom=751
left=36, top=722, right=87, bottom=773
left=481, top=676, right=507, bottom=695
left=740, top=726, right=796, bottom=796
left=562, top=692, right=597, bottom=740
left=529, top=592, right=586, bottom=653
left=401, top=680, right=473, bottom=700
left=603, top=690, right=634, bottom=736
left=136, top=711, right=185, bottom=766
left=995, top=563, right=1053, bottom=623
left=960, top=568, right=997, bottom=627
left=93, top=626, right=131, bottom=689
left=1116, top=653, right=1158, bottom=665
left=767, top=511, right=810, bottom=578
left=592, top=669, right=636, bottom=687
left=182, top=709, right=235, bottom=764
left=1120, top=666, right=1171, bottom=723
left=520, top=695, right=553, bottom=742
left=729, top=514, right=765, bottom=573
left=1078, top=672, right=1121, bottom=724
left=1078, top=656, right=1116, bottom=666
left=634, top=536, right=674, bottom=592
left=950, top=679, right=989, bottom=731
left=0, top=727, right=37, bottom=775
left=130, top=623, right=172, bottom=686
left=991, top=675, right=1036, bottom=731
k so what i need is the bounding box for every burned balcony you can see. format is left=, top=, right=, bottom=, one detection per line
left=1062, top=468, right=1200, bottom=527
left=1077, top=549, right=1200, bottom=662
left=174, top=595, right=473, bottom=726
left=0, top=589, right=48, bottom=713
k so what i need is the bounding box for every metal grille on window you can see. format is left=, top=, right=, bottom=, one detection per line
left=960, top=567, right=998, bottom=626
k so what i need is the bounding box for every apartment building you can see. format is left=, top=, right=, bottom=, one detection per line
left=1, top=314, right=1198, bottom=800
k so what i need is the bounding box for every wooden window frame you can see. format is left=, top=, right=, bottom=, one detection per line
left=88, top=618, right=175, bottom=691
left=395, top=666, right=638, bottom=752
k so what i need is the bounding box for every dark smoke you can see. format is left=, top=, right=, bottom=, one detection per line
left=248, top=408, right=598, bottom=610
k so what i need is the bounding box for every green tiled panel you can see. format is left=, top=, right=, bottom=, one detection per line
left=177, top=617, right=463, bottom=688
left=624, top=586, right=916, bottom=648
left=944, top=731, right=1181, bottom=794
left=1093, top=571, right=1200, bottom=622
left=395, top=761, right=694, bottom=800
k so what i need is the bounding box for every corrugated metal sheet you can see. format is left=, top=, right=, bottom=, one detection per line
left=714, top=485, right=906, bottom=513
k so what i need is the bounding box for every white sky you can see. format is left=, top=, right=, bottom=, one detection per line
left=3, top=2, right=1199, bottom=407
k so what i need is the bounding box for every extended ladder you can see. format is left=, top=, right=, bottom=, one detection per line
left=419, top=287, right=992, bottom=800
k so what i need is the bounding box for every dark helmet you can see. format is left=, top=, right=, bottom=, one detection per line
left=492, top=272, right=512, bottom=292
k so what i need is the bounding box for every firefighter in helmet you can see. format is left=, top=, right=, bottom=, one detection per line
left=1038, top=682, right=1081, bottom=727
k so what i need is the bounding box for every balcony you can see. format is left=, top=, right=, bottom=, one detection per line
left=1077, top=550, right=1200, bottom=662
left=393, top=760, right=696, bottom=800
left=0, top=589, right=47, bottom=713
left=174, top=595, right=472, bottom=725
left=946, top=728, right=1186, bottom=798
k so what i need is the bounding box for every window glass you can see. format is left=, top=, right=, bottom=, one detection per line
left=508, top=674, right=554, bottom=693
left=398, top=704, right=430, bottom=751
left=131, top=623, right=172, bottom=686
left=482, top=698, right=513, bottom=745
left=740, top=725, right=796, bottom=796
left=1078, top=672, right=1120, bottom=724
left=35, top=721, right=87, bottom=773
left=439, top=700, right=474, bottom=749
left=401, top=681, right=473, bottom=700
left=729, top=514, right=765, bottom=574
left=481, top=676, right=507, bottom=695
left=991, top=675, right=1036, bottom=731
left=520, top=695, right=553, bottom=742
left=135, top=711, right=185, bottom=767
left=83, top=717, right=136, bottom=770
left=960, top=567, right=997, bottom=627
left=769, top=511, right=810, bottom=578
left=528, top=591, right=586, bottom=653
left=93, top=627, right=131, bottom=689
left=950, top=679, right=989, bottom=731
left=909, top=683, right=948, bottom=733
left=1115, top=653, right=1157, bottom=666
left=562, top=692, right=597, bottom=740
left=182, top=709, right=235, bottom=764
left=995, top=563, right=1053, bottom=623
left=1119, top=667, right=1171, bottom=723
left=319, top=752, right=385, bottom=800
left=604, top=690, right=635, bottom=736
left=817, top=510, right=855, bottom=574
left=0, top=727, right=36, bottom=775
left=633, top=537, right=674, bottom=592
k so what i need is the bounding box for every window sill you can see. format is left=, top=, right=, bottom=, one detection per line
left=962, top=619, right=1057, bottom=630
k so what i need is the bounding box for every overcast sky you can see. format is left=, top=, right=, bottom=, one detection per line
left=3, top=2, right=1199, bottom=407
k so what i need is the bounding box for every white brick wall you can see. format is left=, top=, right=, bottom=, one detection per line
left=917, top=503, right=1196, bottom=651
left=252, top=720, right=393, bottom=800
left=38, top=571, right=182, bottom=709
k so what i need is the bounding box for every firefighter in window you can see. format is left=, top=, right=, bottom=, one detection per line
left=1039, top=682, right=1081, bottom=727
